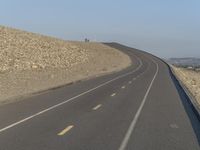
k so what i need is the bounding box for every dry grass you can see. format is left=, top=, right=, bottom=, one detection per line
left=172, top=66, right=200, bottom=106
left=0, top=25, right=131, bottom=104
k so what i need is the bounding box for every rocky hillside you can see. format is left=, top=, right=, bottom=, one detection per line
left=0, top=26, right=90, bottom=72
left=0, top=26, right=131, bottom=104
left=172, top=67, right=200, bottom=107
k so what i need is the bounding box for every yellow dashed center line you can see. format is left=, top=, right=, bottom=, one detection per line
left=92, top=104, right=102, bottom=110
left=121, top=86, right=126, bottom=89
left=58, top=125, right=74, bottom=136
left=111, top=93, right=116, bottom=97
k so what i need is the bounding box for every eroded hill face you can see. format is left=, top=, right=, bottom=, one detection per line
left=0, top=26, right=131, bottom=104
left=0, top=26, right=89, bottom=72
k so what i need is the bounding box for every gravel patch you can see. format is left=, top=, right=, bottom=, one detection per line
left=0, top=25, right=131, bottom=105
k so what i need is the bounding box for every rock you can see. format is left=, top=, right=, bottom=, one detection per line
left=31, top=64, right=38, bottom=69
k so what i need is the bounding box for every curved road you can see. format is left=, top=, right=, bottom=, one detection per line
left=0, top=43, right=199, bottom=150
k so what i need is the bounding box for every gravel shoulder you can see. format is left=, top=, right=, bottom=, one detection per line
left=172, top=66, right=200, bottom=107
left=0, top=26, right=131, bottom=105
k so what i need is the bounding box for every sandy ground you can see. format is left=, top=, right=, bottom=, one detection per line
left=0, top=26, right=131, bottom=105
left=172, top=66, right=200, bottom=107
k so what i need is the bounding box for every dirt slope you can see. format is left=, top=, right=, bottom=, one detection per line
left=0, top=25, right=131, bottom=104
left=172, top=67, right=200, bottom=107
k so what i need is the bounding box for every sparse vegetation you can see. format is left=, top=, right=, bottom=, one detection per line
left=172, top=66, right=200, bottom=107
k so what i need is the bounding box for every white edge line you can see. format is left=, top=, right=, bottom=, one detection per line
left=118, top=59, right=159, bottom=150
left=0, top=55, right=143, bottom=133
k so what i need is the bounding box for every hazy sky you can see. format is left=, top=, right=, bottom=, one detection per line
left=1, top=0, right=200, bottom=58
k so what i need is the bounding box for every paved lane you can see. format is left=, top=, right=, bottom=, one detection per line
left=0, top=43, right=199, bottom=150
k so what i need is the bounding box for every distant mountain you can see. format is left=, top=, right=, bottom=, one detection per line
left=166, top=57, right=200, bottom=68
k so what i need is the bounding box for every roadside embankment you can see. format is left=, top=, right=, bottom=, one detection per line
left=0, top=25, right=131, bottom=105
left=172, top=66, right=200, bottom=107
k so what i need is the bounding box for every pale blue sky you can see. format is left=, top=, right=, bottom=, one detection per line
left=1, top=0, right=200, bottom=58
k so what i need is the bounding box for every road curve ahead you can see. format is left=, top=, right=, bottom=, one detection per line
left=0, top=43, right=199, bottom=150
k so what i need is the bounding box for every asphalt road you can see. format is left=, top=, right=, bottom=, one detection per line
left=0, top=43, right=199, bottom=150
